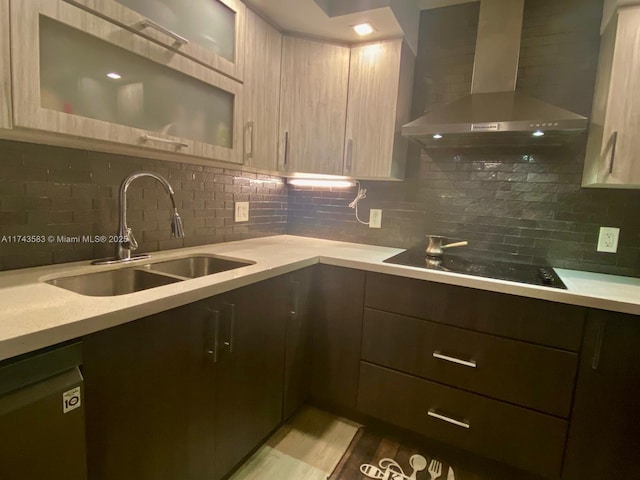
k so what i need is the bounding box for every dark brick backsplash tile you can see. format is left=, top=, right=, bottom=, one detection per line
left=0, top=140, right=287, bottom=271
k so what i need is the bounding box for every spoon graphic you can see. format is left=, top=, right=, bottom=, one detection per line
left=408, top=454, right=427, bottom=480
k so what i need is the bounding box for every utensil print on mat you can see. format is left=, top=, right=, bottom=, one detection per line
left=360, top=455, right=433, bottom=480
left=408, top=454, right=427, bottom=479
left=427, top=459, right=442, bottom=480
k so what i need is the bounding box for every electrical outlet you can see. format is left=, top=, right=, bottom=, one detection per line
left=369, top=209, right=382, bottom=229
left=597, top=226, right=620, bottom=253
left=234, top=202, right=249, bottom=222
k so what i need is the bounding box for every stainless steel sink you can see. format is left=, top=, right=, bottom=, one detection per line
left=145, top=255, right=254, bottom=279
left=46, top=268, right=182, bottom=297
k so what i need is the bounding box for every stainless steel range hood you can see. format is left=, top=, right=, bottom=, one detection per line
left=402, top=0, right=588, bottom=148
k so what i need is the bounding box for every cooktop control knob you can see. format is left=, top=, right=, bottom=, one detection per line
left=538, top=268, right=555, bottom=286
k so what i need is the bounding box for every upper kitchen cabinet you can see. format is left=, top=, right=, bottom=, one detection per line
left=582, top=5, right=640, bottom=188
left=243, top=10, right=282, bottom=170
left=344, top=39, right=414, bottom=180
left=10, top=0, right=244, bottom=164
left=0, top=0, right=11, bottom=130
left=65, top=0, right=246, bottom=81
left=279, top=36, right=350, bottom=176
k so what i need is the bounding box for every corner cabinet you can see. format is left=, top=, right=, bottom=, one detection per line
left=278, top=36, right=415, bottom=180
left=344, top=39, right=414, bottom=180
left=0, top=0, right=11, bottom=130
left=278, top=36, right=351, bottom=175
left=65, top=0, right=246, bottom=82
left=582, top=5, right=640, bottom=188
left=243, top=10, right=282, bottom=170
left=10, top=0, right=244, bottom=164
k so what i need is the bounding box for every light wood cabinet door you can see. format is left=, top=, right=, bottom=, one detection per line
left=344, top=39, right=414, bottom=180
left=66, top=0, right=246, bottom=81
left=243, top=10, right=282, bottom=170
left=11, top=0, right=244, bottom=164
left=0, top=0, right=11, bottom=130
left=279, top=36, right=350, bottom=175
left=583, top=6, right=640, bottom=188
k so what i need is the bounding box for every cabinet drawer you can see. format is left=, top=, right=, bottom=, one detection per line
left=358, top=362, right=567, bottom=478
left=362, top=308, right=578, bottom=417
left=365, top=272, right=585, bottom=351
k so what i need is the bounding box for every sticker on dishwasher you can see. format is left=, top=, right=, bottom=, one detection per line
left=63, top=386, right=81, bottom=414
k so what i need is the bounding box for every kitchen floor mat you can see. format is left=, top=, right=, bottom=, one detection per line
left=327, top=427, right=492, bottom=480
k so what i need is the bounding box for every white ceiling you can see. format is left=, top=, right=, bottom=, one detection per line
left=242, top=0, right=479, bottom=53
left=243, top=0, right=404, bottom=44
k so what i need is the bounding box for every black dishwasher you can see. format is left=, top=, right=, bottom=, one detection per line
left=0, top=342, right=87, bottom=480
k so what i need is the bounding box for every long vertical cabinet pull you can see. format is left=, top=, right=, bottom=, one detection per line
left=222, top=303, right=236, bottom=353
left=244, top=121, right=255, bottom=165
left=290, top=280, right=300, bottom=323
left=205, top=308, right=221, bottom=363
left=283, top=131, right=290, bottom=169
left=608, top=131, right=619, bottom=174
left=592, top=318, right=606, bottom=370
left=344, top=138, right=353, bottom=174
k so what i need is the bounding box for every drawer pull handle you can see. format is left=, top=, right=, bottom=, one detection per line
left=433, top=351, right=477, bottom=368
left=141, top=134, right=188, bottom=148
left=140, top=19, right=189, bottom=46
left=427, top=409, right=470, bottom=429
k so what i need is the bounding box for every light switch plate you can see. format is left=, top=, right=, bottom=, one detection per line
left=369, top=209, right=382, bottom=229
left=235, top=202, right=249, bottom=222
left=597, top=226, right=619, bottom=253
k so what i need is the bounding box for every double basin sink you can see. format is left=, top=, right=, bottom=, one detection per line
left=46, top=255, right=255, bottom=297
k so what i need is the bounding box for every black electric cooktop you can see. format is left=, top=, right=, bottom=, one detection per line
left=383, top=249, right=567, bottom=289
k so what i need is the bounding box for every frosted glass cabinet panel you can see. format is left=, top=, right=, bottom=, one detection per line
left=11, top=0, right=243, bottom=163
left=65, top=0, right=246, bottom=81
left=0, top=0, right=11, bottom=130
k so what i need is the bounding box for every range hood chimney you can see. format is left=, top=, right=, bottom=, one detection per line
left=401, top=0, right=588, bottom=148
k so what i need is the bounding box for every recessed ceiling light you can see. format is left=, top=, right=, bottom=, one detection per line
left=106, top=72, right=122, bottom=80
left=433, top=134, right=443, bottom=139
left=353, top=23, right=374, bottom=36
left=532, top=130, right=545, bottom=137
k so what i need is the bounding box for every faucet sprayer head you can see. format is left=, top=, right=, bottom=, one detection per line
left=171, top=209, right=185, bottom=238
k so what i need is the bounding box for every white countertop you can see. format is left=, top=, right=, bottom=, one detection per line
left=1, top=235, right=638, bottom=361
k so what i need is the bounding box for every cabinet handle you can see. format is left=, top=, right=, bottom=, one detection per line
left=290, top=280, right=300, bottom=321
left=223, top=303, right=235, bottom=353
left=592, top=318, right=605, bottom=370
left=140, top=19, right=189, bottom=46
left=433, top=351, right=477, bottom=368
left=345, top=138, right=353, bottom=173
left=205, top=308, right=221, bottom=363
left=283, top=131, right=290, bottom=168
left=141, top=134, right=188, bottom=148
left=244, top=121, right=255, bottom=164
left=427, top=409, right=470, bottom=429
left=608, top=131, right=618, bottom=174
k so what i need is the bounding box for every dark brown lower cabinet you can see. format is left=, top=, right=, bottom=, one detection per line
left=211, top=277, right=288, bottom=479
left=82, top=302, right=206, bottom=480
left=358, top=362, right=567, bottom=478
left=83, top=275, right=292, bottom=480
left=562, top=310, right=640, bottom=479
left=310, top=265, right=366, bottom=410
left=283, top=267, right=315, bottom=419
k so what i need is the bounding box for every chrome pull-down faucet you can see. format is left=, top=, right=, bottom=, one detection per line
left=93, top=171, right=185, bottom=265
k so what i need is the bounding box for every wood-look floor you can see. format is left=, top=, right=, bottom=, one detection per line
left=230, top=406, right=360, bottom=480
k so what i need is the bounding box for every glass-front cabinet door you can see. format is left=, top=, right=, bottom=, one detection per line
left=65, top=0, right=246, bottom=81
left=11, top=0, right=243, bottom=164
